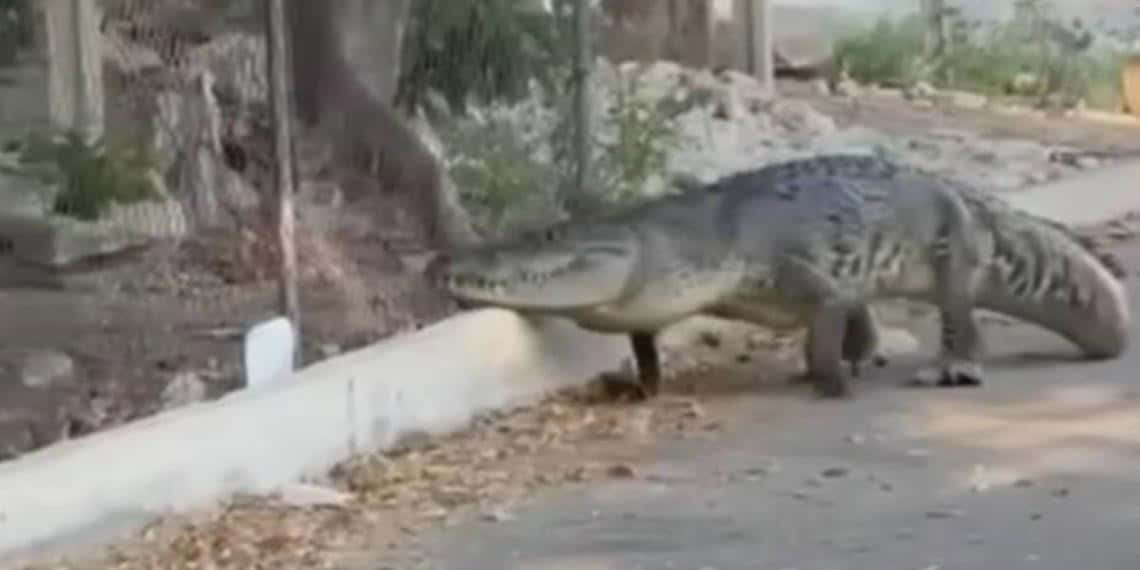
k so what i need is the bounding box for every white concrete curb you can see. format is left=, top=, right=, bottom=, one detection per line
left=0, top=308, right=628, bottom=561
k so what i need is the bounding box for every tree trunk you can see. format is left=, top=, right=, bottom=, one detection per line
left=922, top=0, right=946, bottom=61
left=286, top=0, right=479, bottom=251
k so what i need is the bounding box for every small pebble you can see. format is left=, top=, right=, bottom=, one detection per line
left=606, top=463, right=638, bottom=480
left=845, top=433, right=867, bottom=445
left=1052, top=488, right=1071, bottom=498
left=480, top=508, right=516, bottom=523
left=895, top=528, right=918, bottom=540
left=744, top=461, right=780, bottom=477
left=821, top=467, right=850, bottom=479
left=925, top=508, right=965, bottom=519
left=1013, top=478, right=1035, bottom=488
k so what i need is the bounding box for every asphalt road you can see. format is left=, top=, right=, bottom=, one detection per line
left=407, top=243, right=1140, bottom=570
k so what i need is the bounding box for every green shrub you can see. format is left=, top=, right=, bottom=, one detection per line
left=831, top=7, right=1128, bottom=111
left=443, top=67, right=684, bottom=235
left=593, top=72, right=682, bottom=206
left=396, top=0, right=572, bottom=116
left=3, top=130, right=159, bottom=221
left=442, top=108, right=562, bottom=236
left=832, top=15, right=927, bottom=86
left=546, top=67, right=685, bottom=216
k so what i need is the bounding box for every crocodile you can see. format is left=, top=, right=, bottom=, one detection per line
left=426, top=155, right=1132, bottom=399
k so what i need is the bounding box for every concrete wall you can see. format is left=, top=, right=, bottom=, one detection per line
left=597, top=0, right=861, bottom=71
left=598, top=0, right=716, bottom=68
left=1124, top=55, right=1140, bottom=117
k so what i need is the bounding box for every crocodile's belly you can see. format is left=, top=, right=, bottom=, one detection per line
left=707, top=299, right=809, bottom=330
left=573, top=266, right=747, bottom=333
left=874, top=256, right=938, bottom=299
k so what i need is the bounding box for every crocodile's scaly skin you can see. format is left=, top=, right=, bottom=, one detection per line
left=431, top=155, right=1132, bottom=399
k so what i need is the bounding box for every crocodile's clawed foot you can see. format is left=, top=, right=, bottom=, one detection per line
left=872, top=354, right=889, bottom=368
left=910, top=362, right=984, bottom=389
left=937, top=367, right=984, bottom=388
left=811, top=373, right=853, bottom=399
left=599, top=372, right=656, bottom=402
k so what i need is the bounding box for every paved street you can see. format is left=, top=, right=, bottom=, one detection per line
left=409, top=243, right=1140, bottom=570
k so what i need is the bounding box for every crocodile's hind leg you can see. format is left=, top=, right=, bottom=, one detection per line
left=913, top=199, right=987, bottom=388
left=601, top=332, right=662, bottom=401
left=913, top=305, right=986, bottom=388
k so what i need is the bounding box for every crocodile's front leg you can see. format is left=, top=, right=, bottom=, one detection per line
left=601, top=332, right=662, bottom=401
left=803, top=303, right=888, bottom=381
left=774, top=256, right=863, bottom=398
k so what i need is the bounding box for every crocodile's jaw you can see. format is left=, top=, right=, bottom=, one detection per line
left=428, top=224, right=640, bottom=311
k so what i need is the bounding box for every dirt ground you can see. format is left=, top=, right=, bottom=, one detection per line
left=784, top=81, right=1140, bottom=157
left=1, top=78, right=1138, bottom=468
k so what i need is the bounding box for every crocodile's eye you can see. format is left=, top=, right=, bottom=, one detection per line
left=544, top=229, right=558, bottom=242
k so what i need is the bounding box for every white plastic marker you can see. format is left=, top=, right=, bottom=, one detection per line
left=243, top=316, right=297, bottom=390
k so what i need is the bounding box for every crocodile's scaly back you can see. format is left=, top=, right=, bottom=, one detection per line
left=703, top=154, right=1131, bottom=360
left=430, top=153, right=1131, bottom=400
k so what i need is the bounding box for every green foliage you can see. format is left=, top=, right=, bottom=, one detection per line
left=592, top=73, right=682, bottom=206
left=395, top=0, right=574, bottom=115
left=545, top=69, right=685, bottom=216
left=416, top=1, right=681, bottom=230
left=443, top=68, right=684, bottom=235
left=443, top=111, right=562, bottom=236
left=832, top=15, right=928, bottom=86
left=832, top=4, right=1128, bottom=110
left=2, top=130, right=160, bottom=221
left=0, top=0, right=32, bottom=65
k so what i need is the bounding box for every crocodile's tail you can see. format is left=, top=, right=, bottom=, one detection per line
left=968, top=193, right=1131, bottom=359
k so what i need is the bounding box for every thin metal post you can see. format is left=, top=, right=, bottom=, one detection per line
left=573, top=0, right=592, bottom=197
left=265, top=0, right=302, bottom=357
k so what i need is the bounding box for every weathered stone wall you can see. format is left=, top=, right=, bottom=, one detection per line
left=599, top=0, right=724, bottom=69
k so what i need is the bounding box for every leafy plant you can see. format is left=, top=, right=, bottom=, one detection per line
left=3, top=130, right=160, bottom=221
left=832, top=15, right=928, bottom=86
left=545, top=67, right=684, bottom=216
left=831, top=4, right=1128, bottom=111
left=593, top=72, right=681, bottom=205
left=0, top=0, right=32, bottom=66
left=443, top=110, right=562, bottom=236
left=395, top=0, right=574, bottom=116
